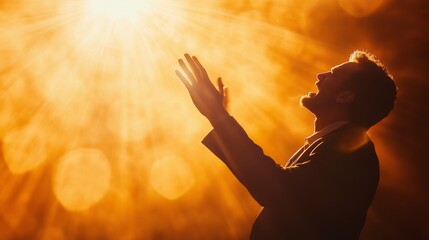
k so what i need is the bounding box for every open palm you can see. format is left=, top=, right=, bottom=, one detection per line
left=175, top=54, right=228, bottom=122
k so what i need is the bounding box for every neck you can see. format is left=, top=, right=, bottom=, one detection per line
left=314, top=111, right=350, bottom=132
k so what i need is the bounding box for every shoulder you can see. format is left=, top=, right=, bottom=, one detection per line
left=310, top=125, right=379, bottom=184
left=311, top=124, right=379, bottom=168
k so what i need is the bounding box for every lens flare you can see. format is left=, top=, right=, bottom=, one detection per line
left=150, top=155, right=195, bottom=200
left=0, top=0, right=421, bottom=238
left=53, top=148, right=111, bottom=211
left=2, top=125, right=49, bottom=174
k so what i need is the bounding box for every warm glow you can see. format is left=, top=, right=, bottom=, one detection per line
left=338, top=0, right=387, bottom=17
left=84, top=0, right=152, bottom=21
left=150, top=155, right=195, bottom=200
left=0, top=0, right=333, bottom=237
left=2, top=125, right=49, bottom=174
left=53, top=149, right=111, bottom=211
left=0, top=0, right=418, bottom=239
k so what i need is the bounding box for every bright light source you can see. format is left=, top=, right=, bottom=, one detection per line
left=85, top=0, right=152, bottom=21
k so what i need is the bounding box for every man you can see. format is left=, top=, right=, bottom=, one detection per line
left=175, top=51, right=396, bottom=239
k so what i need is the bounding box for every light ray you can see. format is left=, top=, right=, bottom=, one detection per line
left=0, top=0, right=415, bottom=239
left=0, top=1, right=327, bottom=238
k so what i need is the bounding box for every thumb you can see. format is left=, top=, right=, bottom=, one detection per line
left=223, top=87, right=229, bottom=111
left=217, top=77, right=224, bottom=96
left=217, top=77, right=229, bottom=110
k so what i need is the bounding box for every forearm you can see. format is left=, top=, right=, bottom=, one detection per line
left=202, top=116, right=286, bottom=206
left=175, top=54, right=291, bottom=205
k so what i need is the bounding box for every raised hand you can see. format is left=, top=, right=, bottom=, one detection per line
left=175, top=54, right=229, bottom=124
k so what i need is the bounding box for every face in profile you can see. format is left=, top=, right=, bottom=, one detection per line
left=301, top=62, right=361, bottom=116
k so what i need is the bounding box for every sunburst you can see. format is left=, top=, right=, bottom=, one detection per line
left=0, top=0, right=397, bottom=239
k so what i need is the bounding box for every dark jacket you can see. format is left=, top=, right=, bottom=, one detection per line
left=202, top=116, right=379, bottom=240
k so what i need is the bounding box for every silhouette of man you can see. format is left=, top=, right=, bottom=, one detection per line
left=175, top=51, right=396, bottom=239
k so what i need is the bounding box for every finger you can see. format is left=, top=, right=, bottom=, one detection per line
left=175, top=69, right=192, bottom=90
left=178, top=58, right=197, bottom=85
left=224, top=87, right=229, bottom=101
left=223, top=87, right=229, bottom=110
left=217, top=77, right=224, bottom=96
left=185, top=53, right=202, bottom=81
left=192, top=56, right=210, bottom=82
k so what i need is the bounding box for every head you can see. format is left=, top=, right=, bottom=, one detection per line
left=301, top=50, right=397, bottom=129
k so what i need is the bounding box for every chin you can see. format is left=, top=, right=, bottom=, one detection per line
left=300, top=95, right=318, bottom=114
left=300, top=95, right=312, bottom=107
left=300, top=96, right=307, bottom=107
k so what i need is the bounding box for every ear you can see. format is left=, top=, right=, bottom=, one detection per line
left=336, top=90, right=355, bottom=104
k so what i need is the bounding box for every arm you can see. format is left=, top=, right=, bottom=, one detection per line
left=175, top=55, right=379, bottom=210
left=201, top=115, right=324, bottom=207
left=175, top=54, right=320, bottom=206
left=201, top=115, right=289, bottom=206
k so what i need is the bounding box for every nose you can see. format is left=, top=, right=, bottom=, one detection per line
left=315, top=72, right=331, bottom=88
left=316, top=72, right=330, bottom=81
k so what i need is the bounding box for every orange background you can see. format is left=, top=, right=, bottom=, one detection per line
left=0, top=0, right=428, bottom=239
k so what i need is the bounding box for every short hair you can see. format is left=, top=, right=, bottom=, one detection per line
left=343, top=50, right=397, bottom=129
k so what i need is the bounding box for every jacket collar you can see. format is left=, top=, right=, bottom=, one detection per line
left=304, top=121, right=350, bottom=146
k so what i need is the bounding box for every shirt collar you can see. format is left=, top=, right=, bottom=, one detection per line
left=305, top=121, right=350, bottom=146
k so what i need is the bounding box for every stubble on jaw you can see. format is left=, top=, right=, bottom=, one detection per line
left=300, top=93, right=316, bottom=109
left=300, top=95, right=309, bottom=108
